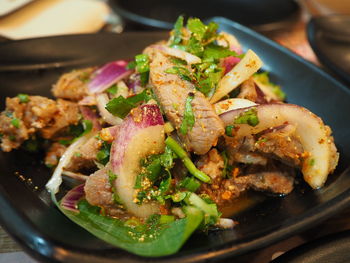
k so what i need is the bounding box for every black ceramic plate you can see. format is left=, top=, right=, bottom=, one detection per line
left=271, top=230, right=350, bottom=263
left=0, top=17, right=350, bottom=263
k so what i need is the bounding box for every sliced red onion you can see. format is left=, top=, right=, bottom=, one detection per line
left=79, top=106, right=102, bottom=131
left=96, top=93, right=123, bottom=126
left=60, top=184, right=85, bottom=213
left=88, top=60, right=133, bottom=94
left=127, top=73, right=142, bottom=93
left=230, top=46, right=242, bottom=54
left=222, top=56, right=241, bottom=74
left=107, top=125, right=120, bottom=138
left=110, top=104, right=165, bottom=217
left=217, top=32, right=243, bottom=54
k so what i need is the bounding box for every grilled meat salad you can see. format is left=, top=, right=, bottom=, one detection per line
left=0, top=16, right=339, bottom=257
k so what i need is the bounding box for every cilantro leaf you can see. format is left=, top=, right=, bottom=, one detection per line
left=106, top=84, right=118, bottom=95
left=170, top=57, right=187, bottom=66
left=203, top=21, right=218, bottom=41
left=186, top=36, right=204, bottom=57
left=170, top=15, right=184, bottom=45
left=17, top=93, right=29, bottom=103
left=225, top=125, right=235, bottom=137
left=165, top=66, right=194, bottom=82
left=96, top=141, right=111, bottom=165
left=187, top=18, right=206, bottom=41
left=11, top=118, right=20, bottom=128
left=203, top=43, right=238, bottom=61
left=126, top=60, right=136, bottom=69
left=254, top=72, right=286, bottom=100
left=179, top=93, right=195, bottom=135
left=179, top=177, right=201, bottom=192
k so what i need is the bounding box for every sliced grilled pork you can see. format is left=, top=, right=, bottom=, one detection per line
left=52, top=67, right=95, bottom=101
left=84, top=165, right=125, bottom=217
left=235, top=163, right=295, bottom=195
left=40, top=99, right=80, bottom=139
left=64, top=135, right=102, bottom=172
left=237, top=77, right=268, bottom=104
left=45, top=142, right=67, bottom=167
left=149, top=51, right=224, bottom=154
left=255, top=123, right=304, bottom=167
left=0, top=96, right=80, bottom=152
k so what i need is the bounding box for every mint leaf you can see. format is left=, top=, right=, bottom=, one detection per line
left=179, top=177, right=201, bottom=192
left=105, top=90, right=151, bottom=119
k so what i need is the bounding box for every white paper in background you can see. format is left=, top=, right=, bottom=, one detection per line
left=0, top=0, right=34, bottom=16
left=0, top=0, right=110, bottom=40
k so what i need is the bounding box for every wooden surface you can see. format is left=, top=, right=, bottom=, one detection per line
left=0, top=226, right=20, bottom=253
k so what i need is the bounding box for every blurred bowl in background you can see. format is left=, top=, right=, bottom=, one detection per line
left=109, top=0, right=300, bottom=32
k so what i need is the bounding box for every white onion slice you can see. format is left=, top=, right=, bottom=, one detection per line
left=210, top=49, right=263, bottom=103
left=154, top=45, right=201, bottom=64
left=96, top=93, right=123, bottom=126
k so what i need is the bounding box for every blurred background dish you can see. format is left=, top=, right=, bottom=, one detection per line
left=0, top=0, right=111, bottom=40
left=0, top=0, right=35, bottom=17
left=108, top=0, right=300, bottom=32
left=307, top=15, right=350, bottom=85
